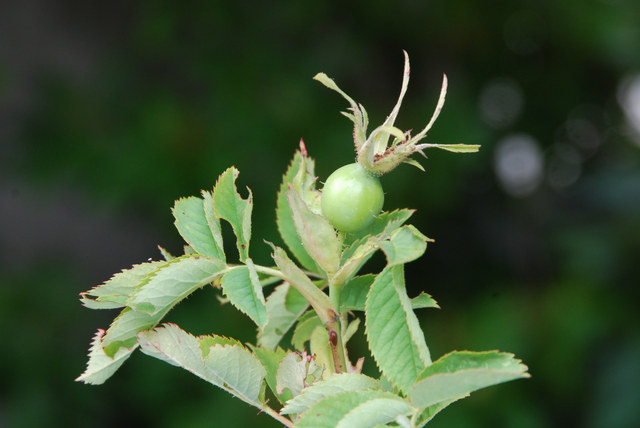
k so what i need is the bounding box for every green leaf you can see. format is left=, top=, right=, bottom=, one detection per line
left=75, top=329, right=137, bottom=385
left=201, top=190, right=225, bottom=254
left=212, top=167, right=252, bottom=262
left=379, top=225, right=431, bottom=266
left=276, top=150, right=322, bottom=273
left=172, top=196, right=225, bottom=260
left=341, top=275, right=438, bottom=312
left=257, top=282, right=309, bottom=350
left=409, top=351, right=530, bottom=409
left=295, top=390, right=413, bottom=428
left=334, top=210, right=416, bottom=286
left=271, top=246, right=335, bottom=326
left=203, top=343, right=267, bottom=407
left=281, top=373, right=379, bottom=415
left=422, top=143, right=481, bottom=153
left=221, top=261, right=267, bottom=328
left=102, top=307, right=158, bottom=357
left=414, top=396, right=467, bottom=427
left=138, top=324, right=267, bottom=407
left=333, top=236, right=379, bottom=287
left=365, top=266, right=431, bottom=394
left=340, top=274, right=375, bottom=311
left=411, top=292, right=439, bottom=310
left=343, top=318, right=360, bottom=344
left=343, top=209, right=414, bottom=249
left=80, top=261, right=163, bottom=309
left=126, top=255, right=226, bottom=316
left=199, top=335, right=242, bottom=357
left=309, top=325, right=334, bottom=374
left=250, top=346, right=289, bottom=404
left=286, top=187, right=340, bottom=275
left=335, top=396, right=414, bottom=428
left=158, top=245, right=175, bottom=261
left=292, top=313, right=323, bottom=351
left=276, top=352, right=324, bottom=399
left=101, top=256, right=226, bottom=357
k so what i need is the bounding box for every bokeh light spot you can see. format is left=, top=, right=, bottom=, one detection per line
left=494, top=134, right=544, bottom=197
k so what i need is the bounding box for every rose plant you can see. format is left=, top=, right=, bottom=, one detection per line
left=77, top=52, right=528, bottom=427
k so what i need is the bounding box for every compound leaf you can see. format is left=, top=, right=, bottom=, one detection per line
left=101, top=256, right=226, bottom=357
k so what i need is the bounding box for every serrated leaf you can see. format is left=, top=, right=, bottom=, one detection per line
left=221, top=261, right=267, bottom=328
left=199, top=335, right=242, bottom=357
left=281, top=373, right=379, bottom=415
left=409, top=351, right=530, bottom=408
left=411, top=292, right=439, bottom=310
left=158, top=245, right=175, bottom=261
left=335, top=396, right=414, bottom=428
left=201, top=190, right=225, bottom=252
left=76, top=329, right=137, bottom=385
left=250, top=346, right=289, bottom=404
left=414, top=396, right=467, bottom=427
left=204, top=343, right=267, bottom=406
left=295, top=390, right=412, bottom=428
left=172, top=196, right=225, bottom=260
left=126, top=255, right=226, bottom=316
left=343, top=209, right=414, bottom=248
left=365, top=265, right=431, bottom=394
left=340, top=274, right=375, bottom=311
left=341, top=275, right=437, bottom=312
left=271, top=246, right=335, bottom=326
left=379, top=225, right=431, bottom=266
left=80, top=261, right=163, bottom=309
left=333, top=236, right=379, bottom=287
left=334, top=210, right=415, bottom=286
left=102, top=307, right=158, bottom=357
left=138, top=324, right=266, bottom=407
left=258, top=282, right=309, bottom=350
left=276, top=352, right=323, bottom=398
left=286, top=187, right=340, bottom=275
left=212, top=167, right=252, bottom=262
left=276, top=150, right=322, bottom=273
left=292, top=313, right=323, bottom=351
left=101, top=256, right=226, bottom=357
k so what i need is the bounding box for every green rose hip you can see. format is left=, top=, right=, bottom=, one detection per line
left=321, top=163, right=384, bottom=232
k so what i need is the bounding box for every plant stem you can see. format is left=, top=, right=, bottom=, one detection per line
left=261, top=405, right=294, bottom=427
left=328, top=279, right=348, bottom=373
left=252, top=264, right=288, bottom=281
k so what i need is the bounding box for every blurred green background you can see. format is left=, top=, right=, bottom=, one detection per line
left=1, top=0, right=639, bottom=427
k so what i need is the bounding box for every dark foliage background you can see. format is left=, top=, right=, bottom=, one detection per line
left=1, top=1, right=639, bottom=427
